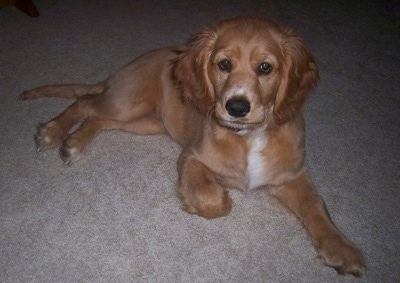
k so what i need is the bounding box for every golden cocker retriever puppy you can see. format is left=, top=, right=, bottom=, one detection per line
left=21, top=17, right=365, bottom=276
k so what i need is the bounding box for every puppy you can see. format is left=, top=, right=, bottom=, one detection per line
left=21, top=17, right=365, bottom=276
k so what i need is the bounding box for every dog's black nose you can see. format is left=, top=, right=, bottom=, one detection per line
left=225, top=99, right=251, bottom=117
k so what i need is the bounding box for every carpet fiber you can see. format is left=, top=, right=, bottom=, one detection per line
left=1, top=0, right=399, bottom=282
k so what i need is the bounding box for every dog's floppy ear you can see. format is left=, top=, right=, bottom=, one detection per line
left=274, top=30, right=319, bottom=125
left=173, top=27, right=217, bottom=114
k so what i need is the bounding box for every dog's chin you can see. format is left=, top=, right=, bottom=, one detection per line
left=216, top=118, right=263, bottom=133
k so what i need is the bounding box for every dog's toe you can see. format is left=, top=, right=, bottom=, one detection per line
left=60, top=146, right=80, bottom=165
left=59, top=137, right=87, bottom=165
left=35, top=122, right=65, bottom=151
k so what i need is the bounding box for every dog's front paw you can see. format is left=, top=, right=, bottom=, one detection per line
left=182, top=189, right=233, bottom=220
left=35, top=121, right=65, bottom=151
left=59, top=136, right=87, bottom=165
left=319, top=236, right=365, bottom=277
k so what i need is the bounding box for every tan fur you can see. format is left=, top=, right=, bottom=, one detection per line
left=21, top=17, right=365, bottom=276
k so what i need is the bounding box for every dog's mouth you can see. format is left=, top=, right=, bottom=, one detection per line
left=213, top=103, right=266, bottom=133
left=216, top=118, right=263, bottom=133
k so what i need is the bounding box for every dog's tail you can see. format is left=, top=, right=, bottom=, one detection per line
left=20, top=81, right=106, bottom=100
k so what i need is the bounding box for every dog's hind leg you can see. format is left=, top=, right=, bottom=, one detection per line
left=35, top=95, right=99, bottom=151
left=59, top=117, right=119, bottom=164
left=117, top=117, right=166, bottom=135
left=60, top=115, right=166, bottom=164
left=20, top=82, right=106, bottom=100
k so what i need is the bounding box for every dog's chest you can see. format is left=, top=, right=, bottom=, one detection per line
left=245, top=132, right=268, bottom=190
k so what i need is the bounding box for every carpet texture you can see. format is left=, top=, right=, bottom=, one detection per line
left=1, top=0, right=399, bottom=282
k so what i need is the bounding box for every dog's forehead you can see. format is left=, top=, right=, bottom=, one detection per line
left=218, top=24, right=274, bottom=40
left=213, top=22, right=281, bottom=50
left=212, top=27, right=281, bottom=60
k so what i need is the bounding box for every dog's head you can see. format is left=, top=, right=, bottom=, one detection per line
left=174, top=17, right=319, bottom=130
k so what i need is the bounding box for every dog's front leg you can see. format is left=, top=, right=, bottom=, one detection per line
left=270, top=170, right=365, bottom=276
left=177, top=152, right=232, bottom=219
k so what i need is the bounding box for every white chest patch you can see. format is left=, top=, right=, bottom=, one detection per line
left=246, top=131, right=268, bottom=190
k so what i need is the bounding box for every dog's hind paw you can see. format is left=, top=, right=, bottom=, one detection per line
left=59, top=137, right=87, bottom=165
left=35, top=122, right=65, bottom=151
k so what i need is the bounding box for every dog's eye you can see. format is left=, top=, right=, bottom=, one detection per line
left=259, top=62, right=272, bottom=74
left=218, top=59, right=232, bottom=72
